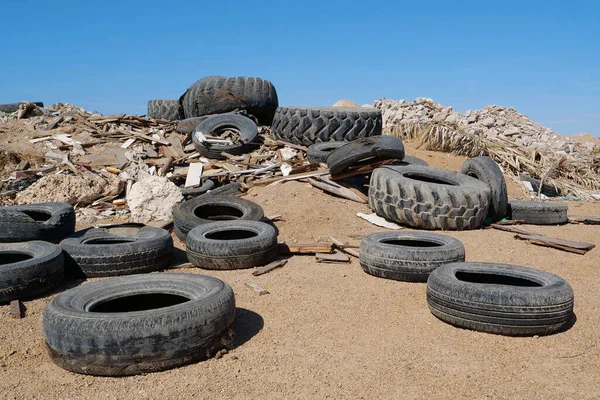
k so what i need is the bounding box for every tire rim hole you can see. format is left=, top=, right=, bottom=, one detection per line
left=19, top=210, right=52, bottom=222
left=83, top=238, right=136, bottom=245
left=194, top=205, right=244, bottom=220
left=205, top=229, right=258, bottom=240
left=403, top=173, right=457, bottom=186
left=455, top=271, right=543, bottom=287
left=0, top=252, right=33, bottom=264
left=89, top=293, right=190, bottom=313
left=381, top=239, right=443, bottom=248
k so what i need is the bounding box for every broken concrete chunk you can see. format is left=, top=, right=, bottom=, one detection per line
left=126, top=176, right=183, bottom=223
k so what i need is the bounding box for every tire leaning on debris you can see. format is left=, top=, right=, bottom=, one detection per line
left=368, top=165, right=491, bottom=230
left=326, top=136, right=405, bottom=176
left=186, top=220, right=278, bottom=270
left=60, top=225, right=173, bottom=277
left=271, top=107, right=382, bottom=147
left=180, top=76, right=278, bottom=124
left=192, top=114, right=258, bottom=160
left=172, top=195, right=265, bottom=241
left=43, top=273, right=236, bottom=376
left=0, top=202, right=75, bottom=242
left=460, top=156, right=508, bottom=221
left=306, top=141, right=347, bottom=164
left=507, top=201, right=568, bottom=225
left=0, top=241, right=64, bottom=303
left=147, top=100, right=184, bottom=121
left=427, top=262, right=574, bottom=336
left=359, top=231, right=466, bottom=282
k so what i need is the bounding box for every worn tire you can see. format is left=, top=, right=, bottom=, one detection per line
left=307, top=141, right=347, bottom=164
left=0, top=202, right=75, bottom=242
left=60, top=225, right=173, bottom=277
left=0, top=241, right=64, bottom=303
left=507, top=201, right=568, bottom=225
left=369, top=165, right=491, bottom=230
left=147, top=100, right=184, bottom=121
left=43, top=273, right=236, bottom=376
left=180, top=179, right=216, bottom=198
left=186, top=221, right=278, bottom=270
left=172, top=195, right=264, bottom=241
left=460, top=156, right=508, bottom=221
left=271, top=107, right=382, bottom=147
left=359, top=231, right=465, bottom=282
left=180, top=76, right=278, bottom=124
left=326, top=136, right=405, bottom=176
left=397, top=155, right=429, bottom=167
left=427, top=262, right=574, bottom=336
left=192, top=114, right=258, bottom=160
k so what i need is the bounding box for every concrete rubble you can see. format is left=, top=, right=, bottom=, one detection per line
left=126, top=176, right=183, bottom=223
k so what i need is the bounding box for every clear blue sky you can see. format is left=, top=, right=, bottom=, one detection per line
left=1, top=0, right=598, bottom=135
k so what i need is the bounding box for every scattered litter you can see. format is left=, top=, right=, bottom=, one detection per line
left=316, top=251, right=351, bottom=263
left=184, top=163, right=203, bottom=187
left=278, top=242, right=334, bottom=254
left=252, top=259, right=288, bottom=276
left=9, top=299, right=25, bottom=319
left=245, top=282, right=269, bottom=296
left=357, top=212, right=402, bottom=229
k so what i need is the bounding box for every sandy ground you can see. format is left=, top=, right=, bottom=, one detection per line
left=1, top=143, right=600, bottom=399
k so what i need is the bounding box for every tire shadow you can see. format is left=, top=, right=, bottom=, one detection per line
left=233, top=307, right=264, bottom=348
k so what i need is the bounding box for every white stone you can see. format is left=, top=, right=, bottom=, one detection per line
left=126, top=176, right=183, bottom=223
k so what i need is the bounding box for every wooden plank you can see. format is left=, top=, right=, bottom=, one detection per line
left=524, top=239, right=587, bottom=255
left=252, top=259, right=288, bottom=276
left=357, top=212, right=402, bottom=230
left=494, top=220, right=525, bottom=225
left=121, top=138, right=136, bottom=148
left=9, top=300, right=25, bottom=319
left=568, top=216, right=600, bottom=225
left=308, top=177, right=367, bottom=203
left=245, top=282, right=269, bottom=295
left=158, top=156, right=174, bottom=177
left=515, top=234, right=595, bottom=251
left=316, top=252, right=351, bottom=263
left=275, top=140, right=308, bottom=151
left=490, top=224, right=540, bottom=236
left=167, top=135, right=186, bottom=157
left=278, top=242, right=333, bottom=254
left=184, top=163, right=204, bottom=187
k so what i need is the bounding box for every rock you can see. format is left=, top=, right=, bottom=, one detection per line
left=445, top=112, right=461, bottom=124
left=504, top=127, right=520, bottom=136
left=362, top=104, right=375, bottom=108
left=481, top=117, right=495, bottom=128
left=496, top=119, right=506, bottom=127
left=332, top=100, right=359, bottom=107
left=126, top=176, right=183, bottom=223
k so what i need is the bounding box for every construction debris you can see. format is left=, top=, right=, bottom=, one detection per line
left=315, top=251, right=351, bottom=263
left=356, top=212, right=402, bottom=230
left=491, top=224, right=595, bottom=254
left=252, top=259, right=288, bottom=276
left=245, top=282, right=269, bottom=296
left=9, top=300, right=25, bottom=319
left=126, top=176, right=183, bottom=223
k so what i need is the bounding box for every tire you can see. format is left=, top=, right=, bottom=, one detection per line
left=306, top=141, right=347, bottom=164
left=59, top=225, right=173, bottom=277
left=192, top=114, right=258, bottom=160
left=396, top=155, right=429, bottom=167
left=519, top=174, right=560, bottom=197
left=172, top=195, right=264, bottom=241
left=427, top=262, right=574, bottom=336
left=460, top=156, right=508, bottom=221
left=180, top=179, right=216, bottom=198
left=359, top=231, right=465, bottom=282
left=369, top=165, right=491, bottom=230
left=0, top=202, right=75, bottom=242
left=0, top=241, right=64, bottom=303
left=326, top=136, right=405, bottom=176
left=271, top=107, right=382, bottom=147
left=186, top=221, right=278, bottom=270
left=180, top=76, right=278, bottom=124
left=507, top=201, right=568, bottom=225
left=147, top=100, right=184, bottom=121
left=43, top=273, right=236, bottom=376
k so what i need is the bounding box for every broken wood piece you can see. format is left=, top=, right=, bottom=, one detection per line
left=568, top=216, right=600, bottom=225
left=121, top=138, right=136, bottom=149
left=490, top=224, right=539, bottom=236
left=245, top=282, right=269, bottom=295
left=515, top=234, right=595, bottom=254
left=341, top=247, right=360, bottom=258
left=494, top=220, right=525, bottom=225
left=16, top=160, right=30, bottom=171
left=158, top=156, right=174, bottom=177
left=184, top=163, right=204, bottom=187
left=274, top=140, right=308, bottom=151
left=308, top=177, right=367, bottom=203
left=29, top=136, right=53, bottom=144
left=9, top=300, right=25, bottom=319
left=278, top=242, right=334, bottom=254
left=112, top=199, right=127, bottom=206
left=106, top=167, right=120, bottom=174
left=252, top=259, right=288, bottom=276
left=315, top=251, right=351, bottom=263
left=46, top=116, right=63, bottom=130
left=122, top=129, right=170, bottom=146
left=357, top=213, right=402, bottom=230
left=265, top=171, right=330, bottom=187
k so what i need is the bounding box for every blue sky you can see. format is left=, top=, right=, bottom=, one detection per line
left=1, top=0, right=598, bottom=135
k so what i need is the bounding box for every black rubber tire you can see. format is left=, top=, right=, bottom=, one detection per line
left=0, top=202, right=75, bottom=242
left=186, top=221, right=278, bottom=270
left=326, top=136, right=405, bottom=176
left=519, top=174, right=561, bottom=197
left=507, top=201, right=568, bottom=225
left=460, top=156, right=508, bottom=221
left=192, top=114, right=258, bottom=160
left=147, top=100, right=184, bottom=121
left=204, top=182, right=243, bottom=197
left=0, top=102, right=44, bottom=113
left=271, top=107, right=382, bottom=146
left=59, top=225, right=173, bottom=278
left=369, top=165, right=491, bottom=230
left=180, top=76, right=278, bottom=124
left=396, top=155, right=429, bottom=167
left=427, top=262, right=574, bottom=336
left=180, top=179, right=216, bottom=198
left=0, top=241, right=64, bottom=303
left=43, top=273, right=236, bottom=376
left=359, top=231, right=465, bottom=282
left=172, top=195, right=265, bottom=241
left=306, top=141, right=347, bottom=164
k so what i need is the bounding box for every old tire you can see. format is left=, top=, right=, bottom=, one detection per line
left=60, top=225, right=173, bottom=277
left=172, top=196, right=264, bottom=241
left=0, top=202, right=75, bottom=242
left=369, top=165, right=491, bottom=230
left=460, top=156, right=508, bottom=221
left=359, top=231, right=465, bottom=282
left=271, top=107, right=382, bottom=147
left=507, top=201, right=568, bottom=225
left=307, top=141, right=347, bottom=164
left=180, top=76, right=278, bottom=124
left=180, top=179, right=216, bottom=198
left=326, top=136, right=405, bottom=176
left=43, top=273, right=236, bottom=376
left=147, top=100, right=184, bottom=121
left=427, top=262, right=574, bottom=336
left=192, top=114, right=258, bottom=160
left=186, top=221, right=278, bottom=270
left=398, top=155, right=429, bottom=167
left=0, top=241, right=64, bottom=303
